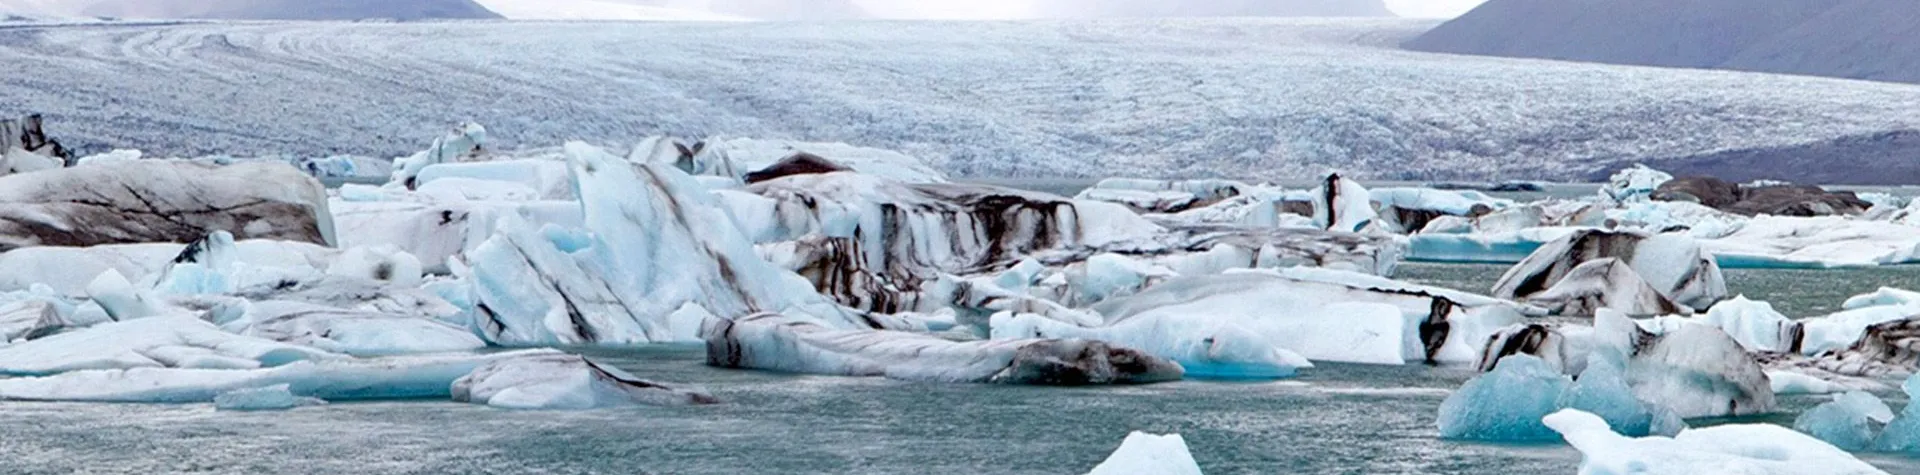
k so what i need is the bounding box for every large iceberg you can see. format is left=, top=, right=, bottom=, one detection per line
left=1700, top=216, right=1920, bottom=268
left=1875, top=373, right=1920, bottom=452
left=1812, top=315, right=1920, bottom=377
left=450, top=353, right=719, bottom=409
left=224, top=301, right=485, bottom=356
left=1085, top=432, right=1204, bottom=475
left=465, top=142, right=871, bottom=346
left=330, top=199, right=582, bottom=274
left=1522, top=257, right=1683, bottom=317
left=999, top=268, right=1527, bottom=367
left=703, top=312, right=1183, bottom=385
left=1476, top=310, right=1775, bottom=419
left=0, top=348, right=559, bottom=403
left=1492, top=229, right=1726, bottom=314
left=0, top=317, right=333, bottom=376
left=0, top=160, right=336, bottom=251
left=1309, top=174, right=1376, bottom=233
left=1545, top=409, right=1888, bottom=475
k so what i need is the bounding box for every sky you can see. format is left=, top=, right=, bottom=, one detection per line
left=1384, top=0, right=1486, bottom=18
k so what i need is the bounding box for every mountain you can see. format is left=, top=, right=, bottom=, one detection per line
left=0, top=0, right=502, bottom=20
left=1403, top=0, right=1920, bottom=84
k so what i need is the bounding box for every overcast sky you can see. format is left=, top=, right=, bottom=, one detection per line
left=1383, top=0, right=1485, bottom=18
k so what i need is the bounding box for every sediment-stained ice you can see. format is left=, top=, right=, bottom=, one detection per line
left=451, top=352, right=718, bottom=409
left=1493, top=229, right=1726, bottom=313
left=703, top=312, right=1183, bottom=385
left=0, top=160, right=336, bottom=251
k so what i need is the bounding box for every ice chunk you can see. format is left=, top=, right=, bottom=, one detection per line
left=1309, top=174, right=1375, bottom=232
left=325, top=245, right=424, bottom=288
left=330, top=199, right=582, bottom=274
left=0, top=317, right=333, bottom=376
left=1799, top=305, right=1919, bottom=356
left=1793, top=391, right=1894, bottom=451
left=1628, top=323, right=1776, bottom=419
left=1701, top=216, right=1920, bottom=268
left=414, top=159, right=575, bottom=200
left=0, top=159, right=336, bottom=250
left=214, top=384, right=325, bottom=411
left=1767, top=370, right=1843, bottom=395
left=1601, top=164, right=1673, bottom=203
left=703, top=312, right=1183, bottom=385
left=1842, top=287, right=1920, bottom=310
left=1874, top=373, right=1920, bottom=452
left=1524, top=257, right=1683, bottom=317
left=1545, top=409, right=1887, bottom=475
left=1559, top=354, right=1656, bottom=437
left=1064, top=253, right=1176, bottom=306
left=1493, top=229, right=1726, bottom=312
left=1406, top=227, right=1582, bottom=264
left=86, top=269, right=168, bottom=320
left=0, top=237, right=334, bottom=296
left=1696, top=296, right=1799, bottom=353
left=0, top=349, right=556, bottom=402
left=414, top=177, right=541, bottom=202
left=390, top=122, right=486, bottom=188
left=1437, top=355, right=1571, bottom=441
left=696, top=137, right=947, bottom=184
left=1085, top=432, right=1204, bottom=475
left=451, top=353, right=717, bottom=409
left=228, top=301, right=485, bottom=356
left=991, top=311, right=1311, bottom=380
left=0, top=299, right=65, bottom=342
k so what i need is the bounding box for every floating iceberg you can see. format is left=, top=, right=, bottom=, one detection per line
left=413, top=159, right=575, bottom=200
left=0, top=160, right=336, bottom=251
left=1700, top=216, right=1920, bottom=268
left=450, top=353, right=718, bottom=409
left=1477, top=311, right=1775, bottom=419
left=0, top=299, right=64, bottom=342
left=1085, top=432, right=1204, bottom=475
left=1767, top=370, right=1844, bottom=395
left=467, top=143, right=869, bottom=346
left=226, top=301, right=485, bottom=357
left=1523, top=257, right=1683, bottom=317
left=1601, top=164, right=1673, bottom=203
left=1812, top=315, right=1920, bottom=377
left=0, top=349, right=556, bottom=403
left=686, top=137, right=948, bottom=184
left=1437, top=355, right=1570, bottom=441
left=0, top=317, right=333, bottom=376
left=1493, top=229, right=1726, bottom=313
left=1309, top=174, right=1375, bottom=232
left=1875, top=373, right=1920, bottom=452
left=1695, top=296, right=1801, bottom=353
left=330, top=199, right=582, bottom=274
left=1559, top=355, right=1658, bottom=437
left=390, top=122, right=487, bottom=189
left=703, top=312, right=1183, bottom=385
left=1407, top=227, right=1581, bottom=264
left=1793, top=391, right=1895, bottom=451
left=214, top=384, right=326, bottom=411
left=1545, top=409, right=1887, bottom=475
left=0, top=235, right=334, bottom=296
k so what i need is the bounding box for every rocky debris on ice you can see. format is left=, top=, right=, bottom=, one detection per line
left=1521, top=257, right=1684, bottom=317
left=1493, top=229, right=1726, bottom=314
left=1811, top=316, right=1920, bottom=378
left=1085, top=432, right=1204, bottom=475
left=703, top=312, right=1183, bottom=385
left=1654, top=176, right=1872, bottom=217
left=671, top=137, right=948, bottom=185
left=1368, top=187, right=1508, bottom=234
left=214, top=384, right=326, bottom=411
left=742, top=152, right=851, bottom=185
left=452, top=352, right=718, bottom=409
left=0, top=160, right=337, bottom=251
left=1310, top=174, right=1376, bottom=233
left=1544, top=409, right=1888, bottom=475
left=1074, top=178, right=1249, bottom=214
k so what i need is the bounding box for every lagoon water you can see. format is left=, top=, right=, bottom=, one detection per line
left=2, top=264, right=1918, bottom=474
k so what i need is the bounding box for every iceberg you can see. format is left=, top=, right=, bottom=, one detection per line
left=413, top=159, right=575, bottom=200
left=1874, top=373, right=1920, bottom=452
left=1700, top=216, right=1920, bottom=268
left=1309, top=174, right=1375, bottom=233
left=1492, top=229, right=1726, bottom=313
left=1522, top=257, right=1683, bottom=317
left=678, top=137, right=947, bottom=185
left=214, top=384, right=326, bottom=411
left=1601, top=164, right=1673, bottom=203
left=1843, top=287, right=1920, bottom=310
left=1545, top=409, right=1887, bottom=475
left=1559, top=354, right=1657, bottom=437
left=0, top=349, right=558, bottom=403
left=1477, top=311, right=1776, bottom=419
left=390, top=122, right=486, bottom=189
left=0, top=238, right=334, bottom=296
left=324, top=245, right=425, bottom=288
left=467, top=143, right=869, bottom=346
left=1085, top=432, right=1204, bottom=475
left=1767, top=370, right=1844, bottom=395
left=450, top=353, right=719, bottom=409
left=1793, top=391, right=1895, bottom=451
left=1406, top=227, right=1582, bottom=264
left=991, top=311, right=1311, bottom=380
left=1436, top=354, right=1570, bottom=441
left=0, top=160, right=336, bottom=251
left=1695, top=296, right=1801, bottom=353
left=0, top=299, right=65, bottom=342
left=226, top=301, right=485, bottom=356
left=330, top=199, right=582, bottom=274
left=703, top=312, right=1183, bottom=385
left=0, top=317, right=333, bottom=376
left=1812, top=316, right=1920, bottom=377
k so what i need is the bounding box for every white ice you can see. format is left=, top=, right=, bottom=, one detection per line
left=1545, top=408, right=1887, bottom=475
left=1085, top=432, right=1204, bottom=475
left=450, top=352, right=716, bottom=409
left=1310, top=175, right=1376, bottom=232
left=0, top=349, right=561, bottom=402
left=0, top=317, right=333, bottom=376
left=1601, top=164, right=1673, bottom=203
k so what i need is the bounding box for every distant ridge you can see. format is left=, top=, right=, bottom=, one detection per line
left=0, top=0, right=502, bottom=20
left=1404, top=0, right=1920, bottom=84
